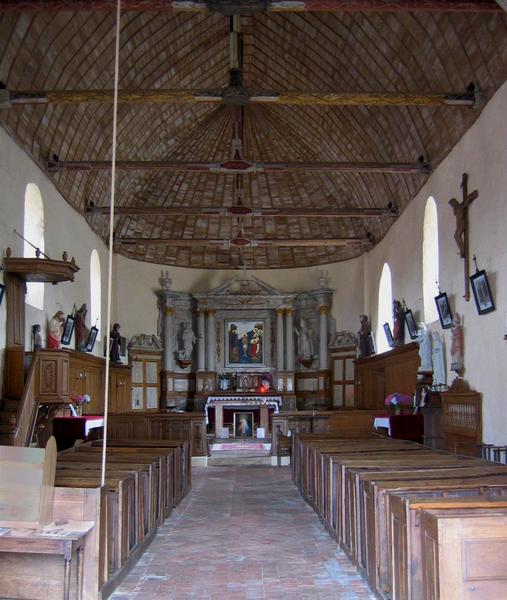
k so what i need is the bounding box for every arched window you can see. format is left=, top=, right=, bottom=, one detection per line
left=90, top=250, right=101, bottom=340
left=24, top=183, right=45, bottom=310
left=423, top=196, right=439, bottom=323
left=376, top=263, right=393, bottom=354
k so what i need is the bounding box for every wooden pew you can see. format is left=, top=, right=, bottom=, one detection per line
left=364, top=472, right=507, bottom=597
left=390, top=496, right=507, bottom=600
left=420, top=509, right=507, bottom=599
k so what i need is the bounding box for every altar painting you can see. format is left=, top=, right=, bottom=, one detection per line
left=227, top=320, right=264, bottom=366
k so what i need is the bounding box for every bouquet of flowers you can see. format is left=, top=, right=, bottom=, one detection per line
left=70, top=392, right=91, bottom=416
left=384, top=393, right=413, bottom=412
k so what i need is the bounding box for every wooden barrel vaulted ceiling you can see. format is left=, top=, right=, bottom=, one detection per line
left=1, top=1, right=506, bottom=269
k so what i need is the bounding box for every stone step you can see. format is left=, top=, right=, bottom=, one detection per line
left=207, top=455, right=273, bottom=467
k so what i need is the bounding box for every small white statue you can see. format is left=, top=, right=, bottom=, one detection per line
left=450, top=313, right=464, bottom=373
left=181, top=322, right=196, bottom=359
left=431, top=331, right=446, bottom=388
left=416, top=322, right=432, bottom=372
left=295, top=319, right=314, bottom=358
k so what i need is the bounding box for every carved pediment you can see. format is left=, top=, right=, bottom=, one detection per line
left=207, top=275, right=281, bottom=298
left=128, top=334, right=163, bottom=351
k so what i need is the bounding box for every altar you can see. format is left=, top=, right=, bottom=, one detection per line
left=205, top=394, right=282, bottom=437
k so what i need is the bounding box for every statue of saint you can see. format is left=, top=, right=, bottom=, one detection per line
left=74, top=304, right=89, bottom=351
left=32, top=324, right=42, bottom=350
left=392, top=300, right=405, bottom=346
left=450, top=313, right=464, bottom=373
left=431, top=331, right=446, bottom=388
left=181, top=322, right=196, bottom=360
left=47, top=311, right=65, bottom=349
left=357, top=314, right=372, bottom=358
left=295, top=319, right=313, bottom=358
left=110, top=323, right=122, bottom=363
left=416, top=322, right=432, bottom=372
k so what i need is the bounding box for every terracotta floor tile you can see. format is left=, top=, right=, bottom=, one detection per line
left=110, top=465, right=375, bottom=599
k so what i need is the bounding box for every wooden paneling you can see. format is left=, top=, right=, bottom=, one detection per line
left=107, top=413, right=207, bottom=457
left=354, top=343, right=419, bottom=409
left=442, top=384, right=482, bottom=456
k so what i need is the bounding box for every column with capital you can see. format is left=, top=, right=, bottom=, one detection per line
left=319, top=305, right=328, bottom=370
left=197, top=309, right=206, bottom=371
left=163, top=307, right=175, bottom=372
left=285, top=308, right=295, bottom=372
left=207, top=309, right=216, bottom=373
left=276, top=308, right=285, bottom=371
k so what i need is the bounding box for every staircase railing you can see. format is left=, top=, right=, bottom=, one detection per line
left=12, top=349, right=40, bottom=446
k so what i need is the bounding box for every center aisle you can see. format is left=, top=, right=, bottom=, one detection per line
left=110, top=466, right=375, bottom=600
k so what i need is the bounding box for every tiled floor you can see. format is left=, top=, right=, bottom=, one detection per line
left=110, top=465, right=375, bottom=599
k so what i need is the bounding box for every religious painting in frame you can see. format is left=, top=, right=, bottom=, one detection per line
left=226, top=320, right=264, bottom=366
left=368, top=331, right=376, bottom=355
left=404, top=309, right=418, bottom=340
left=470, top=269, right=495, bottom=315
left=85, top=326, right=99, bottom=352
left=435, top=292, right=453, bottom=329
left=0, top=283, right=5, bottom=307
left=61, top=314, right=75, bottom=345
left=383, top=323, right=394, bottom=348
left=233, top=412, right=254, bottom=437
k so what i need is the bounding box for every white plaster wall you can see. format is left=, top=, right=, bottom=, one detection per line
left=0, top=127, right=110, bottom=388
left=363, top=79, right=507, bottom=444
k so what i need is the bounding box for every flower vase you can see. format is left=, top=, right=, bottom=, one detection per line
left=76, top=406, right=83, bottom=417
left=393, top=406, right=401, bottom=415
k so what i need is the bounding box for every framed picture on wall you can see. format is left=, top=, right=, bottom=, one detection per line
left=61, top=314, right=75, bottom=345
left=435, top=292, right=453, bottom=329
left=470, top=270, right=495, bottom=315
left=85, top=326, right=99, bottom=352
left=383, top=323, right=394, bottom=348
left=368, top=331, right=376, bottom=355
left=233, top=412, right=254, bottom=437
left=226, top=320, right=265, bottom=367
left=404, top=309, right=418, bottom=340
left=0, top=283, right=5, bottom=306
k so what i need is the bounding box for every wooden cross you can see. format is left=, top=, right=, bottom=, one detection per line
left=449, top=172, right=478, bottom=301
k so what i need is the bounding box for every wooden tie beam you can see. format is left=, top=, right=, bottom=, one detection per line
left=87, top=205, right=398, bottom=217
left=115, top=236, right=366, bottom=247
left=6, top=89, right=476, bottom=107
left=0, top=1, right=501, bottom=13
left=48, top=159, right=430, bottom=174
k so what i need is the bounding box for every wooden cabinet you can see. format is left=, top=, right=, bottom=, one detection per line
left=130, top=351, right=161, bottom=412
left=109, top=365, right=132, bottom=413
left=68, top=352, right=105, bottom=414
left=354, top=343, right=420, bottom=409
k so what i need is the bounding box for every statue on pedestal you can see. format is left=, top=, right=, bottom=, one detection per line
left=47, top=311, right=65, bottom=349
left=357, top=315, right=372, bottom=358
left=180, top=322, right=196, bottom=360
left=431, top=331, right=446, bottom=388
left=74, top=304, right=89, bottom=352
left=450, top=313, right=464, bottom=374
left=416, top=322, right=432, bottom=373
left=295, top=319, right=314, bottom=358
left=392, top=299, right=405, bottom=346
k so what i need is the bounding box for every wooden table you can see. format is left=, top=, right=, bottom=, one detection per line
left=374, top=413, right=424, bottom=442
left=0, top=523, right=93, bottom=600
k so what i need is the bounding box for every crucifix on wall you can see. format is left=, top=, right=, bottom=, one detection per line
left=449, top=172, right=478, bottom=302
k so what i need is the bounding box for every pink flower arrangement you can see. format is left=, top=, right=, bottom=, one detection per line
left=70, top=392, right=91, bottom=406
left=384, top=393, right=412, bottom=408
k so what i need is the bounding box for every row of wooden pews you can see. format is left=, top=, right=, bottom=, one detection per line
left=53, top=439, right=191, bottom=600
left=293, top=432, right=507, bottom=599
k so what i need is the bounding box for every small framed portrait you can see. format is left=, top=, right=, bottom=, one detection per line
left=233, top=412, right=254, bottom=437
left=368, top=331, right=376, bottom=355
left=0, top=283, right=5, bottom=306
left=85, top=326, right=99, bottom=352
left=120, top=336, right=127, bottom=357
left=470, top=270, right=495, bottom=315
left=404, top=309, right=418, bottom=340
left=61, top=314, right=75, bottom=345
left=434, top=292, right=453, bottom=329
left=383, top=323, right=395, bottom=348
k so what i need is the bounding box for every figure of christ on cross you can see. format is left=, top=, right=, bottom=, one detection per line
left=449, top=172, right=478, bottom=301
